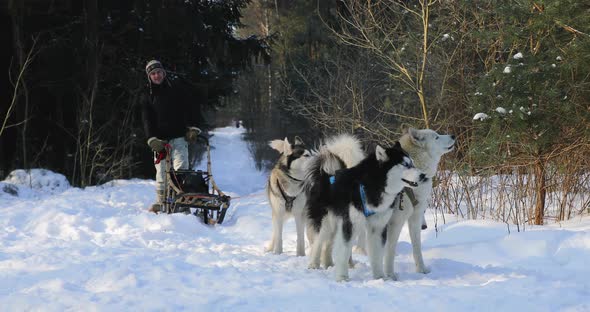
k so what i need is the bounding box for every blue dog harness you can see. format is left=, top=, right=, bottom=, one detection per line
left=329, top=176, right=375, bottom=217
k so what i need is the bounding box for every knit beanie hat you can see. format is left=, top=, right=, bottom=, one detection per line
left=145, top=60, right=165, bottom=76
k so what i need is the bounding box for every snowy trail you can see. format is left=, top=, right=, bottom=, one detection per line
left=1, top=126, right=589, bottom=311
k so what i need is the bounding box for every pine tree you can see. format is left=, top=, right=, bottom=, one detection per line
left=470, top=0, right=590, bottom=224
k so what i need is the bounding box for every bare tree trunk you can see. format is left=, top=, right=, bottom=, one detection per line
left=534, top=157, right=546, bottom=225
left=418, top=0, right=432, bottom=129
left=76, top=0, right=100, bottom=187
left=9, top=0, right=30, bottom=168
left=266, top=2, right=273, bottom=112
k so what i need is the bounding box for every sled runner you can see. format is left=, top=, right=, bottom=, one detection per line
left=160, top=135, right=231, bottom=225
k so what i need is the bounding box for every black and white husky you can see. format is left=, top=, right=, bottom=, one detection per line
left=384, top=127, right=456, bottom=280
left=266, top=137, right=311, bottom=256
left=303, top=135, right=365, bottom=269
left=304, top=134, right=427, bottom=281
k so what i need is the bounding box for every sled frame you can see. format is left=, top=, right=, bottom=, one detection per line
left=161, top=135, right=231, bottom=225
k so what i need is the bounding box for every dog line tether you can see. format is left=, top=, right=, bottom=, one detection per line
left=329, top=176, right=374, bottom=217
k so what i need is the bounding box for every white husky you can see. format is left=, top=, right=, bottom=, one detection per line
left=384, top=127, right=456, bottom=280
left=266, top=137, right=311, bottom=256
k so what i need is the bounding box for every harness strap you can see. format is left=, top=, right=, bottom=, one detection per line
left=276, top=180, right=295, bottom=211
left=329, top=175, right=374, bottom=217
left=403, top=187, right=420, bottom=206
left=358, top=184, right=374, bottom=217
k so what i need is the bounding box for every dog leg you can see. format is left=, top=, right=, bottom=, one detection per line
left=384, top=214, right=406, bottom=280
left=333, top=221, right=353, bottom=282
left=306, top=223, right=315, bottom=248
left=321, top=236, right=334, bottom=268
left=308, top=227, right=323, bottom=269
left=366, top=225, right=387, bottom=279
left=294, top=212, right=306, bottom=256
left=266, top=208, right=276, bottom=253
left=353, top=228, right=367, bottom=255
left=421, top=213, right=428, bottom=230
left=271, top=208, right=284, bottom=254
left=334, top=226, right=352, bottom=282
left=408, top=209, right=430, bottom=274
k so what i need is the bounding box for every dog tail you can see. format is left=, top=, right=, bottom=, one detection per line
left=302, top=134, right=365, bottom=192
left=323, top=134, right=365, bottom=170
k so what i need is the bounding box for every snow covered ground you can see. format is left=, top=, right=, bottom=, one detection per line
left=1, top=126, right=589, bottom=311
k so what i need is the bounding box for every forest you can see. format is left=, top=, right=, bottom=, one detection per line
left=2, top=0, right=590, bottom=226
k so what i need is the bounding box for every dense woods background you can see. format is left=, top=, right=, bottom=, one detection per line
left=1, top=0, right=269, bottom=185
left=2, top=0, right=590, bottom=225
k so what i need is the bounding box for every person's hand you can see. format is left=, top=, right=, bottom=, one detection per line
left=185, top=127, right=201, bottom=143
left=147, top=137, right=167, bottom=152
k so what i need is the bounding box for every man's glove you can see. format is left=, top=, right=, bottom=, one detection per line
left=147, top=137, right=167, bottom=152
left=185, top=127, right=201, bottom=143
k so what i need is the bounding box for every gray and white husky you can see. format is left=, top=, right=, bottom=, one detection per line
left=266, top=137, right=311, bottom=256
left=384, top=127, right=456, bottom=280
left=304, top=134, right=427, bottom=281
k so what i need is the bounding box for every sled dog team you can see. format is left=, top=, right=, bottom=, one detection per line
left=266, top=127, right=456, bottom=281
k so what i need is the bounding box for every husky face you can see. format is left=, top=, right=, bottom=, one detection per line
left=407, top=128, right=456, bottom=158
left=269, top=136, right=311, bottom=179
left=376, top=143, right=426, bottom=194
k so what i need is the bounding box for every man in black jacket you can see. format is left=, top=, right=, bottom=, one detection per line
left=142, top=60, right=204, bottom=213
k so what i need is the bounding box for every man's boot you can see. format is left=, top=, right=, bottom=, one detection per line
left=149, top=189, right=166, bottom=213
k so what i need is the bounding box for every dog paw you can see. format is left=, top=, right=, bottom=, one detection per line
left=308, top=263, right=321, bottom=270
left=265, top=243, right=281, bottom=254
left=372, top=273, right=385, bottom=280
left=352, top=245, right=366, bottom=255
left=348, top=259, right=356, bottom=269
left=336, top=275, right=349, bottom=282
left=416, top=266, right=431, bottom=274
left=321, top=256, right=334, bottom=268
left=387, top=272, right=399, bottom=281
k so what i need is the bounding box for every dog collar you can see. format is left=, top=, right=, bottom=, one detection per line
left=279, top=164, right=303, bottom=182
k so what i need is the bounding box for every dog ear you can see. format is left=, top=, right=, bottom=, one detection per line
left=269, top=137, right=292, bottom=154
left=294, top=136, right=304, bottom=146
left=375, top=145, right=389, bottom=163
left=408, top=128, right=424, bottom=147
left=269, top=139, right=286, bottom=153
left=282, top=137, right=292, bottom=154
left=400, top=123, right=412, bottom=135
